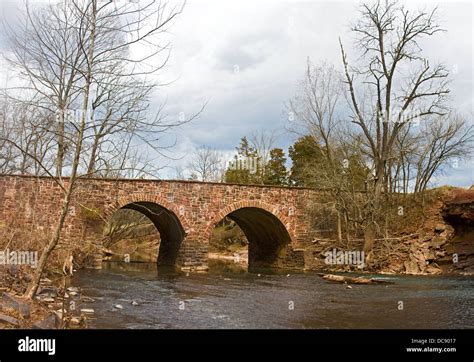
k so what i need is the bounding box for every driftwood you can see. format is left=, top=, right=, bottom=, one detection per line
left=319, top=273, right=394, bottom=285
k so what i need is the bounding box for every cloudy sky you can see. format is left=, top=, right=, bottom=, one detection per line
left=1, top=0, right=473, bottom=186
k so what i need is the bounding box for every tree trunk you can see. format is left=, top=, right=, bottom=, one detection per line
left=26, top=186, right=73, bottom=298
left=344, top=212, right=350, bottom=244
left=336, top=208, right=342, bottom=243
left=87, top=134, right=100, bottom=175
left=363, top=221, right=376, bottom=265
left=363, top=162, right=384, bottom=253
left=56, top=109, right=65, bottom=177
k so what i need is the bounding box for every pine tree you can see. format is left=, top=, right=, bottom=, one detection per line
left=263, top=148, right=288, bottom=185
left=225, top=137, right=262, bottom=184
left=288, top=136, right=324, bottom=187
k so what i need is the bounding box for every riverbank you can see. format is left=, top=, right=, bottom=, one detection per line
left=304, top=187, right=474, bottom=276
left=0, top=269, right=89, bottom=329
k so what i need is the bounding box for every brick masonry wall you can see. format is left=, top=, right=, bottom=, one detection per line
left=0, top=175, right=321, bottom=270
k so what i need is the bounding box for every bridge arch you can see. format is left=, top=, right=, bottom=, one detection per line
left=206, top=200, right=294, bottom=269
left=104, top=195, right=190, bottom=267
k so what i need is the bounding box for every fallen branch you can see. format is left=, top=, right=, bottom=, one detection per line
left=319, top=273, right=394, bottom=285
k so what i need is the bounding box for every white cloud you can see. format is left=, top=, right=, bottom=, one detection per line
left=1, top=0, right=473, bottom=185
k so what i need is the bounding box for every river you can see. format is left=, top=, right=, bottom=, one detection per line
left=72, top=261, right=474, bottom=329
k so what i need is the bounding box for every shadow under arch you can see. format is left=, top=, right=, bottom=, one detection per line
left=117, top=201, right=185, bottom=267
left=211, top=205, right=293, bottom=269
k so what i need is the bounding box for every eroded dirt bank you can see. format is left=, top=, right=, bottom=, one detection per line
left=306, top=188, right=474, bottom=275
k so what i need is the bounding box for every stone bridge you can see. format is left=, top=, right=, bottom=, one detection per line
left=0, top=175, right=322, bottom=271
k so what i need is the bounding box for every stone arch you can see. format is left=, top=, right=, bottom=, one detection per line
left=104, top=193, right=191, bottom=232
left=206, top=200, right=295, bottom=269
left=103, top=194, right=190, bottom=267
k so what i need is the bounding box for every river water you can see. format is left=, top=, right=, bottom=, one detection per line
left=72, top=261, right=474, bottom=329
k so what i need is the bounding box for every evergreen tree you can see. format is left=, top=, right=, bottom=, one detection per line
left=225, top=136, right=262, bottom=184
left=263, top=148, right=288, bottom=185
left=288, top=136, right=324, bottom=187
left=288, top=135, right=368, bottom=189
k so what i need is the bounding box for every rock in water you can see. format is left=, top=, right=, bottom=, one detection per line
left=114, top=304, right=123, bottom=310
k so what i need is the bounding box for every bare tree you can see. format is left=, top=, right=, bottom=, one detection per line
left=339, top=0, right=450, bottom=252
left=288, top=60, right=358, bottom=243
left=0, top=99, right=56, bottom=175
left=1, top=0, right=186, bottom=298
left=4, top=1, right=88, bottom=176
left=173, top=165, right=186, bottom=180
left=188, top=146, right=224, bottom=182
left=249, top=129, right=278, bottom=170
left=288, top=59, right=343, bottom=167
left=413, top=113, right=474, bottom=193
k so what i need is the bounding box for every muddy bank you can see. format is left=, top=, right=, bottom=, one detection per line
left=440, top=188, right=474, bottom=274
left=306, top=188, right=474, bottom=276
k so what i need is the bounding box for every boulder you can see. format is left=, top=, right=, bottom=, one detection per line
left=37, top=286, right=58, bottom=298
left=70, top=317, right=81, bottom=325
left=0, top=313, right=20, bottom=327
left=430, top=236, right=446, bottom=249
left=435, top=224, right=447, bottom=232
left=32, top=313, right=59, bottom=329
left=422, top=248, right=436, bottom=261
left=40, top=297, right=56, bottom=303
left=425, top=263, right=442, bottom=275
left=1, top=293, right=30, bottom=318
left=404, top=259, right=420, bottom=274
